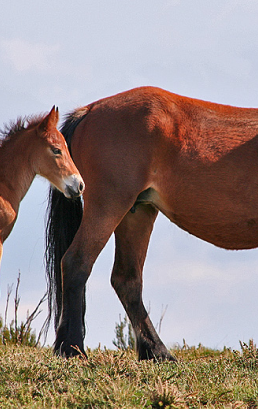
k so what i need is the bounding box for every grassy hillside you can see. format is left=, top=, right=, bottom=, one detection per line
left=0, top=341, right=258, bottom=408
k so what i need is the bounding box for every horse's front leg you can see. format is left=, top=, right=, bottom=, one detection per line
left=111, top=204, right=176, bottom=361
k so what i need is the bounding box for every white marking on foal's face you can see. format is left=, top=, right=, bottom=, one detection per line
left=62, top=174, right=85, bottom=199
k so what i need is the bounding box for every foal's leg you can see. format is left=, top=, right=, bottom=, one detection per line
left=111, top=204, right=176, bottom=361
left=55, top=210, right=121, bottom=357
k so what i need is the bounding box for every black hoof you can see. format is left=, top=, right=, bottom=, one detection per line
left=54, top=340, right=87, bottom=359
left=139, top=350, right=177, bottom=362
left=138, top=340, right=177, bottom=362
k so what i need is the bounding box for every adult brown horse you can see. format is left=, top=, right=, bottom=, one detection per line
left=46, top=86, right=258, bottom=361
left=0, top=106, right=84, bottom=267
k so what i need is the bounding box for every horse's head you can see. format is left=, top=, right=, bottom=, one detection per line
left=35, top=106, right=84, bottom=199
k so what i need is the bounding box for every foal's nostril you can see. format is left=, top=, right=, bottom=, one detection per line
left=79, top=182, right=84, bottom=192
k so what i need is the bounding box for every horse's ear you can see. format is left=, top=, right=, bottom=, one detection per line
left=38, top=106, right=59, bottom=132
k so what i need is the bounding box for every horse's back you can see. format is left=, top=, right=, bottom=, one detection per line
left=71, top=86, right=258, bottom=157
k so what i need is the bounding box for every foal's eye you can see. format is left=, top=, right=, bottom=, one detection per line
left=51, top=147, right=62, bottom=155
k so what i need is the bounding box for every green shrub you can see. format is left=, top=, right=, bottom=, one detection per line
left=113, top=314, right=136, bottom=351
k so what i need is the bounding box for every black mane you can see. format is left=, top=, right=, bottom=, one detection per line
left=60, top=106, right=89, bottom=148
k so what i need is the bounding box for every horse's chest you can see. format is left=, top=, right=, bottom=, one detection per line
left=0, top=198, right=16, bottom=242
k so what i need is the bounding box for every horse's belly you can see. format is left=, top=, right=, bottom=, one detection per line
left=171, top=215, right=258, bottom=250
left=148, top=187, right=258, bottom=250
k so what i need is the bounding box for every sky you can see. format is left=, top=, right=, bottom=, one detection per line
left=1, top=0, right=258, bottom=351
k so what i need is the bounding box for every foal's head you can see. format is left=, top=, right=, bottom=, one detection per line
left=34, top=106, right=84, bottom=199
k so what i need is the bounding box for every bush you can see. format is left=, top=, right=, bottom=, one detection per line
left=0, top=271, right=46, bottom=347
left=113, top=314, right=136, bottom=351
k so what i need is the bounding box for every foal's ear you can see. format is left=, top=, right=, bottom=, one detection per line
left=38, top=106, right=59, bottom=132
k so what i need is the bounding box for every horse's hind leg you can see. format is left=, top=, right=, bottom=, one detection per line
left=111, top=204, right=176, bottom=361
left=55, top=209, right=121, bottom=358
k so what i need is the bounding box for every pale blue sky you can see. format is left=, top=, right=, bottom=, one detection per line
left=1, top=0, right=258, bottom=350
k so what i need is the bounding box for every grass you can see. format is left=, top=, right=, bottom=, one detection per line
left=1, top=276, right=257, bottom=408
left=0, top=342, right=258, bottom=408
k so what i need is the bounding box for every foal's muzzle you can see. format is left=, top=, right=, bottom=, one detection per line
left=64, top=175, right=85, bottom=199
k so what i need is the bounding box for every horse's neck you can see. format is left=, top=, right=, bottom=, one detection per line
left=0, top=135, right=35, bottom=210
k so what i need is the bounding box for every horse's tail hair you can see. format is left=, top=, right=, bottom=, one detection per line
left=45, top=107, right=89, bottom=332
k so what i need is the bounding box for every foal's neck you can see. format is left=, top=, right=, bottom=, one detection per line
left=0, top=131, right=36, bottom=210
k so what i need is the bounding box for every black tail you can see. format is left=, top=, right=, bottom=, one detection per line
left=45, top=108, right=88, bottom=332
